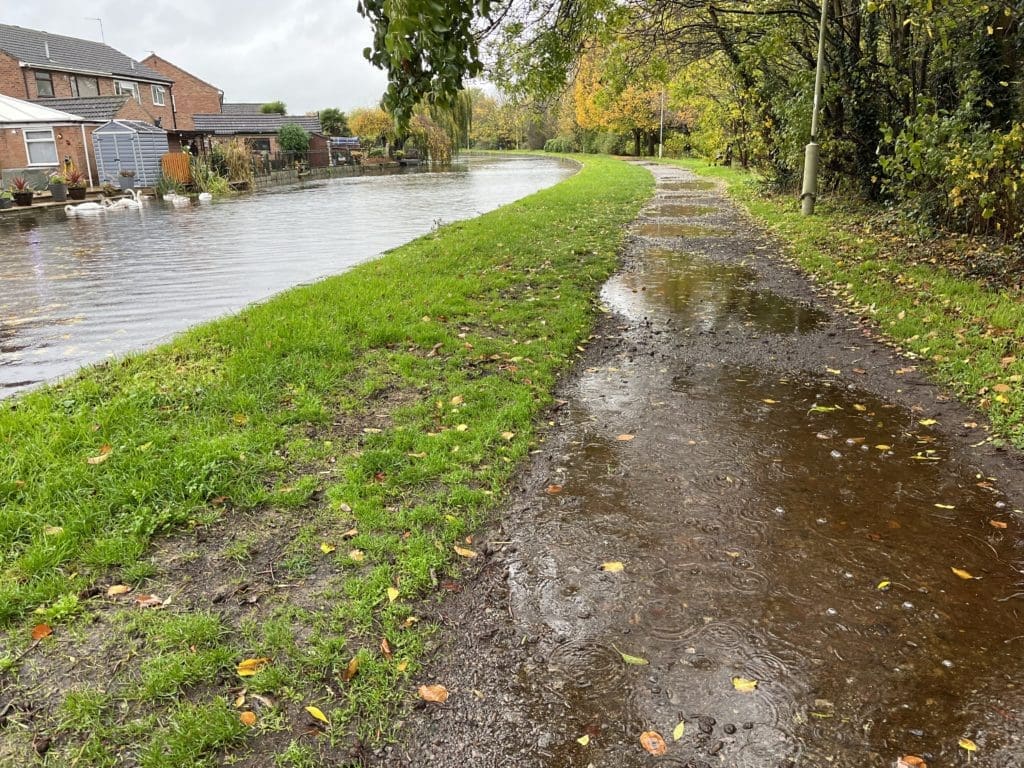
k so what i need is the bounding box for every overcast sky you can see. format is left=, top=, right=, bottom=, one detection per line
left=2, top=1, right=389, bottom=114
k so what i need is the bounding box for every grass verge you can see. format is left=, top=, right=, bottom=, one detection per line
left=662, top=157, right=1024, bottom=449
left=0, top=154, right=653, bottom=765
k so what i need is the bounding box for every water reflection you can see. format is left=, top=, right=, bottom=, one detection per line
left=0, top=155, right=573, bottom=396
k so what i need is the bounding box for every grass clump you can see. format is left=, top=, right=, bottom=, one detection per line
left=664, top=157, right=1024, bottom=448
left=0, top=154, right=652, bottom=765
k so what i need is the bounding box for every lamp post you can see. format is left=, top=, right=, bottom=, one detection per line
left=800, top=0, right=828, bottom=216
left=659, top=89, right=665, bottom=158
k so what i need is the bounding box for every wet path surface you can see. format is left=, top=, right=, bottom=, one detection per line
left=0, top=154, right=571, bottom=397
left=380, top=164, right=1024, bottom=767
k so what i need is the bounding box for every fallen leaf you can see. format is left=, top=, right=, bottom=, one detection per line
left=133, top=594, right=164, bottom=609
left=958, top=737, right=977, bottom=752
left=387, top=587, right=400, bottom=603
left=341, top=657, right=359, bottom=682
left=107, top=584, right=132, bottom=596
left=762, top=398, right=778, bottom=404
left=236, top=657, right=271, bottom=677
left=320, top=542, right=336, bottom=554
left=853, top=404, right=867, bottom=412
left=877, top=580, right=892, bottom=591
left=993, top=383, right=1011, bottom=393
left=233, top=413, right=249, bottom=426
left=500, top=431, right=515, bottom=440
left=672, top=721, right=686, bottom=741
left=240, top=711, right=257, bottom=727
left=732, top=676, right=759, bottom=693
left=342, top=527, right=358, bottom=538
left=380, top=638, right=393, bottom=659
left=577, top=734, right=590, bottom=746
left=348, top=549, right=365, bottom=562
left=616, top=434, right=635, bottom=442
left=305, top=705, right=329, bottom=725
left=614, top=646, right=649, bottom=666
left=919, top=419, right=937, bottom=426
left=451, top=395, right=464, bottom=406
left=396, top=659, right=409, bottom=673
left=31, top=623, right=52, bottom=640
left=875, top=444, right=892, bottom=451
left=86, top=444, right=112, bottom=465
left=990, top=520, right=1008, bottom=529
left=897, top=756, right=928, bottom=768
left=600, top=561, right=625, bottom=573
left=826, top=368, right=842, bottom=375
left=455, top=424, right=469, bottom=432
left=42, top=525, right=63, bottom=536
left=951, top=567, right=974, bottom=580
left=454, top=545, right=478, bottom=559
left=935, top=503, right=955, bottom=510
left=639, top=730, right=667, bottom=756
left=233, top=693, right=246, bottom=708
left=418, top=684, right=449, bottom=703
left=546, top=484, right=563, bottom=494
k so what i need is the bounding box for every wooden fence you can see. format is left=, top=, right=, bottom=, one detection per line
left=161, top=153, right=191, bottom=185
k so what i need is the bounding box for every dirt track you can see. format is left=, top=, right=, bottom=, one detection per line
left=375, top=163, right=1024, bottom=767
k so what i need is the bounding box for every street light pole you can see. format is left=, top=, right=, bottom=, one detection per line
left=800, top=0, right=828, bottom=216
left=659, top=89, right=665, bottom=159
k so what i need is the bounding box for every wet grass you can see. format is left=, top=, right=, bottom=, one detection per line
left=663, top=157, right=1024, bottom=449
left=0, top=155, right=653, bottom=764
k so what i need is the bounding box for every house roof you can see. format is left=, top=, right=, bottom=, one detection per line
left=32, top=95, right=131, bottom=122
left=0, top=92, right=87, bottom=124
left=94, top=119, right=166, bottom=134
left=192, top=113, right=322, bottom=135
left=221, top=102, right=267, bottom=115
left=141, top=54, right=223, bottom=95
left=0, top=24, right=171, bottom=83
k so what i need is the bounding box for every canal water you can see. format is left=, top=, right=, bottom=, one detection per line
left=0, top=154, right=573, bottom=397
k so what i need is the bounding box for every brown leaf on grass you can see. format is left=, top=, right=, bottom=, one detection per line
left=133, top=594, right=164, bottom=609
left=31, top=624, right=52, bottom=640
left=348, top=549, right=365, bottom=562
left=239, top=711, right=257, bottom=727
left=236, top=657, right=271, bottom=677
left=418, top=684, right=449, bottom=703
left=342, top=528, right=358, bottom=539
left=454, top=545, right=478, bottom=558
left=990, top=520, right=1009, bottom=529
left=341, top=657, right=359, bottom=682
left=451, top=395, right=464, bottom=406
left=639, top=730, right=667, bottom=756
left=546, top=484, right=563, bottom=495
left=86, top=444, right=112, bottom=465
left=897, top=756, right=928, bottom=768
left=380, top=638, right=393, bottom=660
left=106, top=584, right=132, bottom=596
left=993, top=383, right=1011, bottom=393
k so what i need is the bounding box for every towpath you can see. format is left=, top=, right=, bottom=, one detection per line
left=376, top=162, right=1024, bottom=767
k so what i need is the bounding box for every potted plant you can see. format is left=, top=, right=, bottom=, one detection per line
left=118, top=169, right=136, bottom=191
left=10, top=177, right=34, bottom=206
left=0, top=190, right=12, bottom=210
left=47, top=172, right=68, bottom=202
left=67, top=169, right=88, bottom=200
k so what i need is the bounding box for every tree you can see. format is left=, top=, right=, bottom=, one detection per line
left=318, top=108, right=349, bottom=136
left=349, top=107, right=395, bottom=146
left=277, top=123, right=310, bottom=155
left=261, top=100, right=287, bottom=114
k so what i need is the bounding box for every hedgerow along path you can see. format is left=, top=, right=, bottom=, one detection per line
left=0, top=155, right=653, bottom=766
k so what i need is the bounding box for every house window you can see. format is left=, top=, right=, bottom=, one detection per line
left=71, top=76, right=99, bottom=98
left=151, top=85, right=166, bottom=106
left=114, top=80, right=140, bottom=102
left=24, top=128, right=58, bottom=165
left=34, top=71, right=54, bottom=98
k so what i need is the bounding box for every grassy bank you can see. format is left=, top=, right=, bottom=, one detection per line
left=663, top=157, right=1024, bottom=449
left=0, top=155, right=653, bottom=766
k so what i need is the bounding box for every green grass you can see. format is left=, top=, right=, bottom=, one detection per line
left=0, top=154, right=653, bottom=764
left=663, top=156, right=1024, bottom=448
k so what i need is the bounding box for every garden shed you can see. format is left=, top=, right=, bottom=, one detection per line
left=91, top=120, right=169, bottom=186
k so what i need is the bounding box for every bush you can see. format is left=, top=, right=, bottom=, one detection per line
left=662, top=134, right=691, bottom=158
left=543, top=135, right=578, bottom=153
left=582, top=131, right=627, bottom=155
left=277, top=124, right=310, bottom=155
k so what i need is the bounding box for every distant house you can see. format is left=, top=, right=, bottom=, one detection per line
left=192, top=112, right=324, bottom=155
left=0, top=93, right=94, bottom=186
left=0, top=24, right=175, bottom=129
left=221, top=102, right=266, bottom=115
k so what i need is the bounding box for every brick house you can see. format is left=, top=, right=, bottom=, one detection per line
left=0, top=93, right=95, bottom=187
left=139, top=54, right=223, bottom=134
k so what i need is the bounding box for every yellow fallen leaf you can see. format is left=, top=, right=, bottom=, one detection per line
left=240, top=711, right=257, bottom=727
left=236, top=657, right=271, bottom=677
left=455, top=424, right=469, bottom=432
left=320, top=542, right=336, bottom=554
left=577, top=734, right=590, bottom=746
left=951, top=567, right=974, bottom=580
left=853, top=404, right=867, bottom=412
left=454, top=545, right=478, bottom=558
left=935, top=503, right=955, bottom=510
left=42, top=525, right=63, bottom=536
left=826, top=368, right=841, bottom=375
left=387, top=587, right=400, bottom=603
left=995, top=394, right=1010, bottom=404
left=639, top=731, right=667, bottom=756
left=732, top=676, right=759, bottom=693
left=341, top=657, right=359, bottom=682
left=616, top=434, right=635, bottom=441
left=958, top=737, right=977, bottom=752
left=418, top=684, right=449, bottom=703
left=500, top=431, right=515, bottom=440
left=348, top=549, right=365, bottom=562
left=305, top=705, right=329, bottom=725
left=919, top=419, right=937, bottom=426
left=672, top=721, right=686, bottom=741
left=875, top=444, right=892, bottom=451
left=233, top=693, right=246, bottom=708
left=451, top=395, right=464, bottom=405
left=106, top=584, right=132, bottom=596
left=600, top=561, right=624, bottom=573
left=233, top=413, right=249, bottom=426
left=762, top=398, right=778, bottom=404
left=396, top=659, right=409, bottom=673
left=877, top=580, right=892, bottom=591
left=86, top=445, right=112, bottom=465
left=613, top=646, right=648, bottom=666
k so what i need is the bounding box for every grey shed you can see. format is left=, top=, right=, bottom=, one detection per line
left=91, top=120, right=169, bottom=186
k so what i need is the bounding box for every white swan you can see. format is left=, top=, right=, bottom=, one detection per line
left=105, top=192, right=141, bottom=211
left=65, top=201, right=108, bottom=215
left=197, top=192, right=212, bottom=202
left=162, top=192, right=190, bottom=206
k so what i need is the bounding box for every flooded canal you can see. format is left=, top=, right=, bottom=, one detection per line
left=0, top=154, right=573, bottom=396
left=383, top=164, right=1024, bottom=768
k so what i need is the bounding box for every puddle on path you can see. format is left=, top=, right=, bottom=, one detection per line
left=659, top=180, right=718, bottom=192
left=647, top=204, right=716, bottom=217
left=635, top=221, right=726, bottom=238
left=603, top=249, right=826, bottom=334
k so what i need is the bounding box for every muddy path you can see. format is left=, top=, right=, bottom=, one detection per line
left=375, top=164, right=1024, bottom=767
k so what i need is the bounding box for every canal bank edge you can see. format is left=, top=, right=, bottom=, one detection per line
left=0, top=155, right=652, bottom=765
